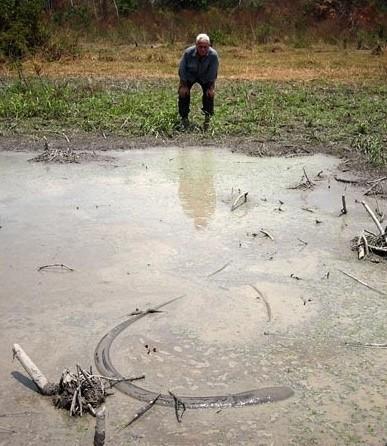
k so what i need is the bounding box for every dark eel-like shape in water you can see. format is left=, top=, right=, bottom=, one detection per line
left=94, top=295, right=294, bottom=409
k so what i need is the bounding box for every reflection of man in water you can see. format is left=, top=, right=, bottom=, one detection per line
left=177, top=150, right=216, bottom=229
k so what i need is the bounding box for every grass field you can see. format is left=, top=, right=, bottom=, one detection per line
left=0, top=43, right=386, bottom=166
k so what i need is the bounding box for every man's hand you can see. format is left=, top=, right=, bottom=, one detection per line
left=206, top=82, right=215, bottom=98
left=178, top=82, right=190, bottom=97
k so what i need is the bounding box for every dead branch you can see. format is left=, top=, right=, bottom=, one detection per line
left=37, top=263, right=74, bottom=272
left=119, top=394, right=160, bottom=430
left=12, top=344, right=58, bottom=395
left=231, top=192, right=248, bottom=211
left=338, top=269, right=387, bottom=297
left=249, top=285, right=272, bottom=322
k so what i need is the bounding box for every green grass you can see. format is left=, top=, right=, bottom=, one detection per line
left=1, top=77, right=386, bottom=164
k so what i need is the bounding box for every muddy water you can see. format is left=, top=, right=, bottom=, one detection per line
left=0, top=147, right=386, bottom=445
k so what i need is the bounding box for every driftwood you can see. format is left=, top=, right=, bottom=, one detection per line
left=12, top=344, right=58, bottom=395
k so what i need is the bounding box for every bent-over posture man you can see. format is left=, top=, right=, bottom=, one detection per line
left=178, top=33, right=219, bottom=130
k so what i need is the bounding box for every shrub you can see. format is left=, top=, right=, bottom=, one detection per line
left=0, top=0, right=48, bottom=60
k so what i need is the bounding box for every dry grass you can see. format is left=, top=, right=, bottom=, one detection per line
left=1, top=43, right=386, bottom=83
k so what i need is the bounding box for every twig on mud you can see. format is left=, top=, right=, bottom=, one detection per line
left=263, top=331, right=297, bottom=339
left=334, top=176, right=365, bottom=185
left=128, top=308, right=163, bottom=316
left=37, top=263, right=74, bottom=272
left=119, top=394, right=160, bottom=430
left=338, top=269, right=387, bottom=296
left=297, top=238, right=308, bottom=246
left=0, top=412, right=35, bottom=418
left=249, top=285, right=272, bottom=322
left=91, top=374, right=145, bottom=386
left=207, top=261, right=232, bottom=278
left=344, top=341, right=387, bottom=348
left=168, top=391, right=186, bottom=423
left=364, top=176, right=387, bottom=196
left=301, top=207, right=315, bottom=213
left=260, top=229, right=274, bottom=240
left=289, top=168, right=315, bottom=190
left=231, top=192, right=248, bottom=212
left=0, top=426, right=16, bottom=434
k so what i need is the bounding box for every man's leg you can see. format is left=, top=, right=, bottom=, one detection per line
left=201, top=82, right=215, bottom=115
left=178, top=81, right=193, bottom=126
left=200, top=82, right=215, bottom=130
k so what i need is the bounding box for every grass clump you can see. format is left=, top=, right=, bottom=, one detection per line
left=352, top=134, right=385, bottom=166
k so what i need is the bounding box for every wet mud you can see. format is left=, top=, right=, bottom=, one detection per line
left=0, top=146, right=386, bottom=445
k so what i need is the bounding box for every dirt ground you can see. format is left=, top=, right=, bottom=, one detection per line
left=0, top=138, right=386, bottom=446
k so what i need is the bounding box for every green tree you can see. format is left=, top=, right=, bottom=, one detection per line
left=0, top=0, right=48, bottom=59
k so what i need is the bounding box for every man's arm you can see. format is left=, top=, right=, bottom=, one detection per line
left=178, top=51, right=189, bottom=83
left=207, top=52, right=219, bottom=83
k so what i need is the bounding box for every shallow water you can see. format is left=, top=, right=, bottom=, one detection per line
left=0, top=147, right=386, bottom=445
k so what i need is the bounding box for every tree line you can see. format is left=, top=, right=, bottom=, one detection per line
left=1, top=0, right=386, bottom=59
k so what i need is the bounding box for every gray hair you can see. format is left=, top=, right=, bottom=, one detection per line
left=196, top=33, right=210, bottom=44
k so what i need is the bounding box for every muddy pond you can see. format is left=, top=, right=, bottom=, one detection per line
left=0, top=147, right=386, bottom=445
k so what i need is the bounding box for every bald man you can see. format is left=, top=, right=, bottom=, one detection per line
left=178, top=33, right=219, bottom=130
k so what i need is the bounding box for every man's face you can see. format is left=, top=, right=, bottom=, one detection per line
left=196, top=40, right=209, bottom=57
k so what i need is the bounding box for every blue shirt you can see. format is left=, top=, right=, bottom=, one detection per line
left=178, top=45, right=219, bottom=84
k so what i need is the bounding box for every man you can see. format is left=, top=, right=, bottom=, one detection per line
left=178, top=33, right=219, bottom=130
